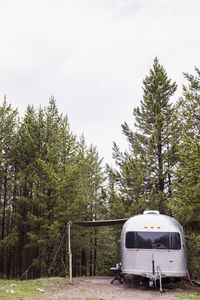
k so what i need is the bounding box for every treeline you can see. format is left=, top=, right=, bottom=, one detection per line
left=0, top=58, right=200, bottom=279
left=0, top=98, right=107, bottom=279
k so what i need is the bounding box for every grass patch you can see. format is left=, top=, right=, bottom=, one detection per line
left=176, top=293, right=200, bottom=300
left=0, top=280, right=42, bottom=299
left=80, top=288, right=88, bottom=291
left=0, top=277, right=67, bottom=299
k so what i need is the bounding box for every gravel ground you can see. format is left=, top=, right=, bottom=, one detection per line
left=46, top=276, right=200, bottom=300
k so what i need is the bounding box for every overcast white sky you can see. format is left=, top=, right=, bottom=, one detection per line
left=0, top=0, right=199, bottom=166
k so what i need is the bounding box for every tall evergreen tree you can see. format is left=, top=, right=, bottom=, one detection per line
left=0, top=98, right=18, bottom=278
left=169, top=68, right=200, bottom=278
left=109, top=58, right=178, bottom=215
left=170, top=68, right=200, bottom=224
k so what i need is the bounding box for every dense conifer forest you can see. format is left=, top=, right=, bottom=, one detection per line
left=0, top=58, right=200, bottom=279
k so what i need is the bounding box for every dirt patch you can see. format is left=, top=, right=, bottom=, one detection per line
left=44, top=276, right=200, bottom=300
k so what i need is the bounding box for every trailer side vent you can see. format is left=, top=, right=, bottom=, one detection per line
left=143, top=210, right=160, bottom=215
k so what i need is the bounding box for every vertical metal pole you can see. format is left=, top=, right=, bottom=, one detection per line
left=68, top=221, right=72, bottom=284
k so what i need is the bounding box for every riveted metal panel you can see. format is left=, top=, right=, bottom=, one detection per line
left=121, top=213, right=187, bottom=279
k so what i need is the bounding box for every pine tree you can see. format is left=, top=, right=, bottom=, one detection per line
left=0, top=98, right=18, bottom=278
left=110, top=58, right=177, bottom=215
left=67, top=137, right=105, bottom=276
left=12, top=104, right=43, bottom=277
left=170, top=68, right=200, bottom=224
left=168, top=68, right=200, bottom=279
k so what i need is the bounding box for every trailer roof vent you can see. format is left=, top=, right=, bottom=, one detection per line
left=143, top=210, right=160, bottom=215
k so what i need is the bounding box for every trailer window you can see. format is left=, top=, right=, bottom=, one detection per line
left=126, top=231, right=181, bottom=250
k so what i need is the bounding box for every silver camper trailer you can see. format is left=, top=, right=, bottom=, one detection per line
left=121, top=210, right=187, bottom=291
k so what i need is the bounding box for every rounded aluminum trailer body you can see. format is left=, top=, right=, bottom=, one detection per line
left=121, top=212, right=187, bottom=280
